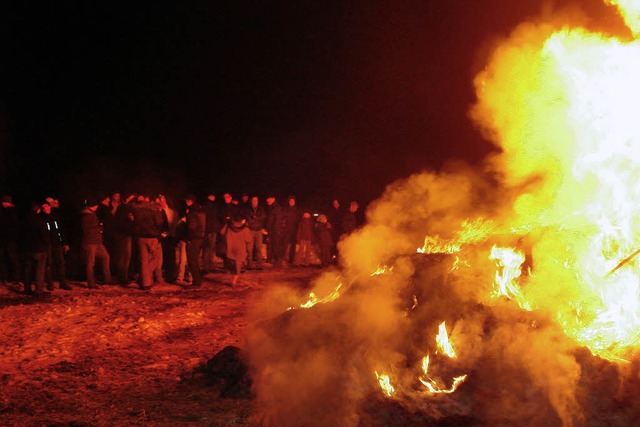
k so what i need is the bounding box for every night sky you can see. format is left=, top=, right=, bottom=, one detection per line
left=0, top=1, right=624, bottom=207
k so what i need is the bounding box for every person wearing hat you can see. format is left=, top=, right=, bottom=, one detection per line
left=80, top=196, right=112, bottom=289
left=315, top=214, right=333, bottom=267
left=22, top=201, right=50, bottom=296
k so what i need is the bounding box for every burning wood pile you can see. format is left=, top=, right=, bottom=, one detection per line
left=245, top=1, right=640, bottom=425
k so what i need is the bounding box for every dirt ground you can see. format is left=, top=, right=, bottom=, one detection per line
left=0, top=267, right=320, bottom=427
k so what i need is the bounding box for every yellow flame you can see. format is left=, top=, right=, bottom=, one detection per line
left=419, top=355, right=468, bottom=394
left=435, top=321, right=457, bottom=358
left=370, top=264, right=394, bottom=276
left=418, top=218, right=495, bottom=254
left=375, top=371, right=395, bottom=397
left=289, top=283, right=343, bottom=310
left=472, top=3, right=640, bottom=360
left=489, top=246, right=533, bottom=311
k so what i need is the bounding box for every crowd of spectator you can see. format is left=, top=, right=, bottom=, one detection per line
left=0, top=191, right=364, bottom=297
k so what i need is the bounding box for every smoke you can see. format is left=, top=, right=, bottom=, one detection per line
left=245, top=3, right=640, bottom=427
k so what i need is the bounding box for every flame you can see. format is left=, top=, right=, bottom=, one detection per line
left=418, top=354, right=468, bottom=394
left=418, top=218, right=495, bottom=254
left=289, top=282, right=344, bottom=310
left=489, top=246, right=533, bottom=311
left=375, top=371, right=395, bottom=397
left=370, top=264, right=394, bottom=276
left=435, top=321, right=457, bottom=358
left=471, top=0, right=640, bottom=360
left=607, top=0, right=640, bottom=35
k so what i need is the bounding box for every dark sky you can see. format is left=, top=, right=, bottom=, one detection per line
left=0, top=1, right=624, bottom=205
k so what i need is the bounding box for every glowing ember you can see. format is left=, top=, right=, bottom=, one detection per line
left=375, top=371, right=395, bottom=397
left=435, top=321, right=457, bottom=358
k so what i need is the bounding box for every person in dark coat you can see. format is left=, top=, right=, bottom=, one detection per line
left=203, top=191, right=219, bottom=272
left=265, top=195, right=286, bottom=268
left=341, top=200, right=362, bottom=237
left=132, top=198, right=167, bottom=290
left=41, top=200, right=71, bottom=290
left=113, top=193, right=136, bottom=285
left=80, top=198, right=112, bottom=289
left=0, top=195, right=21, bottom=285
left=282, top=195, right=301, bottom=265
left=315, top=214, right=333, bottom=268
left=246, top=196, right=266, bottom=269
left=185, top=194, right=206, bottom=287
left=22, top=202, right=50, bottom=295
left=295, top=211, right=314, bottom=266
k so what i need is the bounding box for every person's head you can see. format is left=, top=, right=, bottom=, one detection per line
left=207, top=192, right=216, bottom=202
left=232, top=212, right=245, bottom=225
left=251, top=196, right=259, bottom=208
left=241, top=194, right=249, bottom=203
left=266, top=196, right=275, bottom=206
left=184, top=194, right=197, bottom=207
left=288, top=196, right=296, bottom=207
left=332, top=199, right=340, bottom=209
left=1, top=195, right=13, bottom=208
left=100, top=194, right=110, bottom=206
left=155, top=194, right=168, bottom=207
left=111, top=192, right=121, bottom=204
left=223, top=193, right=232, bottom=204
left=317, top=214, right=327, bottom=224
left=41, top=201, right=51, bottom=214
left=349, top=201, right=359, bottom=213
left=302, top=211, right=311, bottom=219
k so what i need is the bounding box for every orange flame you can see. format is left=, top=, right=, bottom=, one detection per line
left=489, top=246, right=533, bottom=311
left=435, top=321, right=457, bottom=358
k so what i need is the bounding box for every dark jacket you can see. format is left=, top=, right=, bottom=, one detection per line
left=80, top=208, right=103, bottom=245
left=296, top=217, right=314, bottom=241
left=247, top=205, right=266, bottom=231
left=23, top=210, right=50, bottom=254
left=41, top=211, right=67, bottom=247
left=266, top=202, right=285, bottom=235
left=114, top=202, right=136, bottom=236
left=133, top=201, right=166, bottom=238
left=186, top=204, right=206, bottom=240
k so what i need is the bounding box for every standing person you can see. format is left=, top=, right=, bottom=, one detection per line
left=282, top=196, right=301, bottom=265
left=246, top=196, right=266, bottom=269
left=80, top=198, right=112, bottom=289
left=96, top=194, right=115, bottom=262
left=113, top=193, right=136, bottom=285
left=132, top=197, right=166, bottom=290
left=221, top=213, right=252, bottom=286
left=265, top=195, right=285, bottom=268
left=203, top=191, right=219, bottom=272
left=315, top=214, right=333, bottom=267
left=341, top=200, right=362, bottom=237
left=184, top=194, right=206, bottom=287
left=0, top=195, right=20, bottom=286
left=156, top=194, right=178, bottom=283
left=295, top=211, right=314, bottom=266
left=41, top=200, right=71, bottom=290
left=22, top=202, right=49, bottom=296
